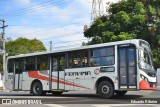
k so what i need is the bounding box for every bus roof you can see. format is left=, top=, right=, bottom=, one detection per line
left=7, top=39, right=145, bottom=59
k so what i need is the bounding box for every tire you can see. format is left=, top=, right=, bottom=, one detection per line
left=52, top=92, right=63, bottom=96
left=31, top=81, right=43, bottom=96
left=98, top=81, right=114, bottom=99
left=115, top=90, right=127, bottom=96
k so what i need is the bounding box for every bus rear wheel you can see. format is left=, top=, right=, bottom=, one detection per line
left=98, top=81, right=114, bottom=99
left=115, top=90, right=127, bottom=96
left=31, top=81, right=43, bottom=96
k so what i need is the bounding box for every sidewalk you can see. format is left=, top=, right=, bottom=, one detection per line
left=157, top=84, right=160, bottom=91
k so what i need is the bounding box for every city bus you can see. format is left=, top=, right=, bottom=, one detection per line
left=4, top=39, right=157, bottom=98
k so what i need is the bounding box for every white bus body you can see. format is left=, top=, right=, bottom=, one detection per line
left=4, top=39, right=157, bottom=98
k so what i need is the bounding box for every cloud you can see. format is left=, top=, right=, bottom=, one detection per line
left=6, top=0, right=119, bottom=51
left=6, top=23, right=89, bottom=51
left=13, top=0, right=31, bottom=6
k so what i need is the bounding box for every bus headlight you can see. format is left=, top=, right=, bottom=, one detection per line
left=140, top=74, right=148, bottom=82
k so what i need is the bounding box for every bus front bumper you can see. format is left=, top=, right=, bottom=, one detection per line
left=139, top=80, right=157, bottom=90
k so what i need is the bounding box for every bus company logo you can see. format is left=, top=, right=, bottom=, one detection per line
left=94, top=68, right=100, bottom=75
left=65, top=71, right=91, bottom=76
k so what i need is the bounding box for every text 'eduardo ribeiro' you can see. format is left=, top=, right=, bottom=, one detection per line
left=131, top=100, right=158, bottom=104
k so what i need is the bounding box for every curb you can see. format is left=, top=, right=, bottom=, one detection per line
left=0, top=87, right=3, bottom=91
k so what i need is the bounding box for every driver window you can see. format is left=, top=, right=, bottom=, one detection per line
left=144, top=49, right=150, bottom=65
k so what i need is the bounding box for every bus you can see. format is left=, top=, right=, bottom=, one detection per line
left=4, top=39, right=157, bottom=98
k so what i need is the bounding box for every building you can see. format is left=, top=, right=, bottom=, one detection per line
left=157, top=68, right=160, bottom=85
left=0, top=73, right=3, bottom=90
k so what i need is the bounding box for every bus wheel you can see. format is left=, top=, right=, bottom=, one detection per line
left=115, top=91, right=127, bottom=96
left=98, top=81, right=114, bottom=99
left=31, top=81, right=43, bottom=96
left=52, top=92, right=63, bottom=96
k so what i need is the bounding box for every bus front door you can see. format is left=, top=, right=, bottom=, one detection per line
left=51, top=55, right=65, bottom=90
left=14, top=59, right=23, bottom=90
left=118, top=46, right=137, bottom=89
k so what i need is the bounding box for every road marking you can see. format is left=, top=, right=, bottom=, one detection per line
left=92, top=104, right=159, bottom=107
left=45, top=104, right=66, bottom=107
left=0, top=96, right=73, bottom=98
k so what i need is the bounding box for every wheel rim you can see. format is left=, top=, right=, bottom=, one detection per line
left=102, top=85, right=110, bottom=94
left=34, top=85, right=40, bottom=94
left=36, top=86, right=40, bottom=92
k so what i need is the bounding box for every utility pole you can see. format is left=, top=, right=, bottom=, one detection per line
left=49, top=41, right=52, bottom=51
left=0, top=19, right=8, bottom=77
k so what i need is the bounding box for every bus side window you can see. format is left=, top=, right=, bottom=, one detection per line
left=8, top=59, right=13, bottom=73
left=52, top=58, right=58, bottom=71
left=68, top=51, right=81, bottom=68
left=81, top=50, right=88, bottom=67
left=89, top=47, right=114, bottom=66
left=37, top=55, right=49, bottom=71
left=15, top=59, right=23, bottom=73
left=59, top=56, right=65, bottom=71
left=25, top=57, right=35, bottom=71
left=68, top=50, right=88, bottom=68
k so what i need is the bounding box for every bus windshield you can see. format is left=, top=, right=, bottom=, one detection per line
left=139, top=48, right=154, bottom=71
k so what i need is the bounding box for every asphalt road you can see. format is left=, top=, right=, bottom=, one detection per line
left=0, top=87, right=160, bottom=107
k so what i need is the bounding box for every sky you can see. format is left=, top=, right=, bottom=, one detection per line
left=0, top=0, right=118, bottom=51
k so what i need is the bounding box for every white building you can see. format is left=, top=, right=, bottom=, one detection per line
left=0, top=73, right=3, bottom=88
left=157, top=68, right=160, bottom=85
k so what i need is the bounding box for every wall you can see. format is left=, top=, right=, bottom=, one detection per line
left=0, top=73, right=2, bottom=87
left=157, top=68, right=160, bottom=85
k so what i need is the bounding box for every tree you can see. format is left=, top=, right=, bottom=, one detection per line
left=84, top=0, right=160, bottom=68
left=6, top=37, right=46, bottom=56
left=0, top=37, right=46, bottom=72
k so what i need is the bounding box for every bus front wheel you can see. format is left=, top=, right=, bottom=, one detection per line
left=98, top=81, right=114, bottom=99
left=31, top=81, right=43, bottom=96
left=115, top=90, right=127, bottom=96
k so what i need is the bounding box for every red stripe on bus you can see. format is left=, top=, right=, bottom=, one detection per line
left=28, top=71, right=90, bottom=90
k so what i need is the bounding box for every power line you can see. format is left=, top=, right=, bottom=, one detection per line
left=47, top=38, right=87, bottom=51
left=53, top=38, right=87, bottom=44
left=0, top=0, right=73, bottom=18
left=8, top=15, right=89, bottom=27
left=6, top=32, right=85, bottom=44
left=52, top=43, right=82, bottom=49
left=6, top=20, right=89, bottom=35
left=0, top=0, right=72, bottom=17
left=44, top=39, right=88, bottom=51
left=0, top=0, right=54, bottom=17
left=10, top=14, right=89, bottom=17
left=43, top=38, right=87, bottom=45
left=26, top=20, right=89, bottom=35
left=7, top=14, right=89, bottom=27
left=4, top=0, right=73, bottom=18
left=41, top=32, right=83, bottom=40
